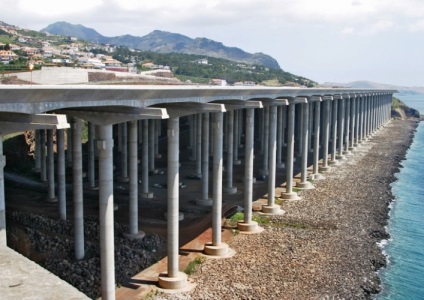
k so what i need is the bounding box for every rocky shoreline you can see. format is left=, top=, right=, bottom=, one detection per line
left=155, top=119, right=418, bottom=300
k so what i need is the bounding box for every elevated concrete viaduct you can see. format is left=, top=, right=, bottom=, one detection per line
left=0, top=85, right=394, bottom=299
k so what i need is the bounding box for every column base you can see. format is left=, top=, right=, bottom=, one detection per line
left=224, top=186, right=237, bottom=194
left=203, top=242, right=229, bottom=257
left=319, top=165, right=332, bottom=173
left=155, top=154, right=162, bottom=159
left=158, top=271, right=187, bottom=290
left=45, top=197, right=58, bottom=203
left=261, top=205, right=285, bottom=215
left=234, top=160, right=242, bottom=165
left=87, top=186, right=99, bottom=191
left=296, top=181, right=314, bottom=190
left=310, top=173, right=325, bottom=181
left=280, top=191, right=301, bottom=201
left=196, top=198, right=213, bottom=206
left=258, top=169, right=268, bottom=176
left=123, top=231, right=145, bottom=240
left=336, top=154, right=346, bottom=160
left=164, top=212, right=184, bottom=221
left=140, top=192, right=154, bottom=199
left=150, top=169, right=159, bottom=175
left=328, top=159, right=340, bottom=166
left=342, top=150, right=351, bottom=156
left=276, top=163, right=285, bottom=169
left=117, top=176, right=129, bottom=183
left=237, top=221, right=264, bottom=234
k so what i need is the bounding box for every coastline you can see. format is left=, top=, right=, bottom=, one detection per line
left=155, top=119, right=418, bottom=300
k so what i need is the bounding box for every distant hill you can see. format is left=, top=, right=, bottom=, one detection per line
left=349, top=81, right=424, bottom=95
left=41, top=22, right=281, bottom=69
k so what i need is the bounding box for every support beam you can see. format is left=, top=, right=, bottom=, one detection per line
left=296, top=102, right=314, bottom=190
left=141, top=120, right=153, bottom=198
left=46, top=129, right=57, bottom=202
left=73, top=119, right=84, bottom=260
left=197, top=112, right=212, bottom=206
left=57, top=129, right=66, bottom=220
left=224, top=111, right=237, bottom=194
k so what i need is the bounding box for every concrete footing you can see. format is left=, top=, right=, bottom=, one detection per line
left=276, top=163, right=285, bottom=169
left=296, top=181, right=314, bottom=189
left=45, top=197, right=58, bottom=203
left=117, top=177, right=129, bottom=183
left=261, top=205, right=285, bottom=215
left=224, top=186, right=237, bottom=194
left=140, top=192, right=154, bottom=199
left=319, top=165, right=332, bottom=173
left=158, top=271, right=188, bottom=290
left=123, top=231, right=146, bottom=240
left=280, top=191, right=301, bottom=201
left=203, top=242, right=229, bottom=256
left=237, top=221, right=264, bottom=234
left=196, top=198, right=213, bottom=206
left=310, top=173, right=325, bottom=181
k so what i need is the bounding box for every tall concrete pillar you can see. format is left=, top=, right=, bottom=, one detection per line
left=204, top=111, right=230, bottom=256
left=40, top=129, right=47, bottom=182
left=276, top=106, right=285, bottom=168
left=34, top=130, right=41, bottom=172
left=329, top=98, right=339, bottom=165
left=319, top=97, right=332, bottom=172
left=155, top=120, right=161, bottom=158
left=195, top=114, right=202, bottom=176
left=198, top=113, right=212, bottom=206
left=311, top=100, right=324, bottom=179
left=281, top=102, right=301, bottom=200
left=97, top=124, right=116, bottom=299
left=359, top=96, right=365, bottom=143
left=350, top=96, right=356, bottom=150
left=158, top=117, right=187, bottom=289
left=67, top=127, right=73, bottom=167
left=297, top=102, right=314, bottom=189
left=125, top=121, right=145, bottom=240
left=141, top=120, right=153, bottom=198
left=343, top=97, right=351, bottom=155
left=57, top=129, right=66, bottom=220
left=149, top=119, right=157, bottom=174
left=336, top=98, right=345, bottom=160
left=73, top=119, right=84, bottom=260
left=262, top=105, right=283, bottom=215
left=0, top=137, right=6, bottom=246
left=233, top=110, right=241, bottom=165
left=87, top=122, right=96, bottom=189
left=118, top=122, right=129, bottom=182
left=224, top=111, right=237, bottom=194
left=260, top=106, right=270, bottom=176
left=308, top=103, right=314, bottom=153
left=237, top=108, right=262, bottom=231
left=46, top=129, right=57, bottom=202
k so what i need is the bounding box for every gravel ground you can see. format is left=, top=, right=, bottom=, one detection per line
left=155, top=119, right=418, bottom=300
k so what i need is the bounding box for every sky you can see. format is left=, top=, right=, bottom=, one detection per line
left=2, top=0, right=424, bottom=87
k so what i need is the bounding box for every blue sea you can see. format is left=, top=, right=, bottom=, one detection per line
left=376, top=93, right=424, bottom=300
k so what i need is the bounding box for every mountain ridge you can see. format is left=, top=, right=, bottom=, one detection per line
left=41, top=22, right=281, bottom=69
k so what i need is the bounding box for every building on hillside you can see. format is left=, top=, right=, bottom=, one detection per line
left=209, top=78, right=227, bottom=86
left=194, top=58, right=208, bottom=64
left=0, top=50, right=18, bottom=62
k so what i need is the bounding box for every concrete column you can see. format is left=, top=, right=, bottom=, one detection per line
left=73, top=119, right=84, bottom=260
left=141, top=120, right=153, bottom=198
left=343, top=98, right=351, bottom=155
left=311, top=101, right=324, bottom=180
left=350, top=97, right=356, bottom=150
left=138, top=120, right=142, bottom=144
left=67, top=127, right=73, bottom=167
left=190, top=115, right=197, bottom=161
left=353, top=97, right=359, bottom=147
left=262, top=105, right=282, bottom=215
left=276, top=106, right=285, bottom=168
left=297, top=102, right=314, bottom=189
left=282, top=106, right=287, bottom=147
left=204, top=111, right=230, bottom=256
left=46, top=129, right=57, bottom=202
left=34, top=130, right=41, bottom=172
left=308, top=103, right=314, bottom=153
left=0, top=137, right=6, bottom=246
left=260, top=106, right=270, bottom=176
left=359, top=96, right=365, bottom=143
left=40, top=129, right=47, bottom=182
left=149, top=120, right=157, bottom=174
left=158, top=117, right=187, bottom=289
left=336, top=98, right=345, bottom=160
left=281, top=103, right=300, bottom=200
left=57, top=129, right=66, bottom=220
left=118, top=122, right=129, bottom=182
left=195, top=114, right=202, bottom=176
left=233, top=110, right=241, bottom=165
left=97, top=124, right=115, bottom=299
left=125, top=121, right=145, bottom=240
left=155, top=120, right=161, bottom=158
left=224, top=111, right=237, bottom=194
left=198, top=113, right=212, bottom=206
left=329, top=99, right=339, bottom=165
left=319, top=98, right=331, bottom=172
left=88, top=122, right=96, bottom=189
